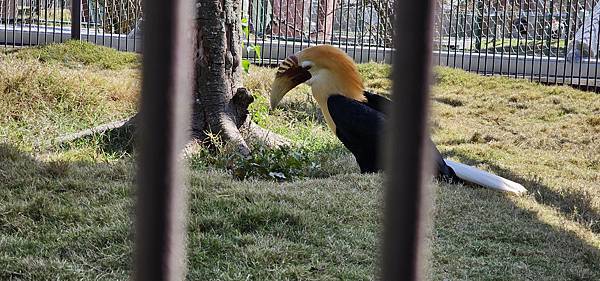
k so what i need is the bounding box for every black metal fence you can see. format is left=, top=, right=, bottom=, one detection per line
left=3, top=1, right=600, bottom=89
left=135, top=0, right=434, bottom=279
left=0, top=0, right=142, bottom=51
left=434, top=0, right=600, bottom=90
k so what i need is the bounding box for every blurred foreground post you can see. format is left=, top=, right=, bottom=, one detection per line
left=134, top=0, right=194, bottom=279
left=71, top=0, right=81, bottom=40
left=383, top=0, right=435, bottom=280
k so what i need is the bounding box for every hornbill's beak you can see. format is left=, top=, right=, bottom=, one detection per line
left=270, top=55, right=312, bottom=109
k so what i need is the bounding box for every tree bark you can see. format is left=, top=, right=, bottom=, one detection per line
left=55, top=0, right=289, bottom=152
left=193, top=0, right=287, bottom=155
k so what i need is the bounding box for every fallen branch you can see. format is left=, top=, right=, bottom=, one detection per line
left=54, top=116, right=137, bottom=144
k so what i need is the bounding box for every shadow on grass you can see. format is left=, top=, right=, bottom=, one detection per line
left=445, top=149, right=599, bottom=234
left=56, top=122, right=136, bottom=156
left=433, top=180, right=600, bottom=280
left=0, top=143, right=133, bottom=280
left=1, top=142, right=598, bottom=280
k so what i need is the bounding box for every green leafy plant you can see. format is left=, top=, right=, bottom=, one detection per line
left=189, top=134, right=323, bottom=181
left=247, top=93, right=270, bottom=127
left=241, top=17, right=261, bottom=73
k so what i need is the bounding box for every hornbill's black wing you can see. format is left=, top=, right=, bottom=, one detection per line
left=363, top=91, right=392, bottom=114
left=332, top=92, right=462, bottom=182
left=327, top=95, right=385, bottom=173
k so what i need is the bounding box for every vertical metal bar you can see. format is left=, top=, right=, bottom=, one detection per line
left=585, top=1, right=594, bottom=90
left=117, top=0, right=121, bottom=51
left=359, top=0, right=365, bottom=62
left=36, top=0, right=39, bottom=45
left=352, top=0, right=359, bottom=60
left=314, top=0, right=319, bottom=44
left=507, top=0, right=515, bottom=77
left=554, top=0, right=565, bottom=84
left=338, top=0, right=344, bottom=49
left=373, top=0, right=380, bottom=63
left=323, top=0, right=329, bottom=45
left=475, top=0, right=484, bottom=73
left=460, top=0, right=467, bottom=69
left=12, top=0, right=16, bottom=46
left=276, top=0, right=283, bottom=62
left=28, top=0, right=33, bottom=45
left=93, top=0, right=97, bottom=45
left=52, top=0, right=55, bottom=42
left=563, top=0, right=572, bottom=82
left=307, top=0, right=318, bottom=47
left=546, top=0, right=556, bottom=84
left=125, top=0, right=129, bottom=51
left=267, top=0, right=274, bottom=64
left=367, top=0, right=370, bottom=62
left=499, top=0, right=508, bottom=76
left=292, top=0, right=298, bottom=54
left=4, top=0, right=9, bottom=47
left=484, top=0, right=492, bottom=75
left=300, top=0, right=306, bottom=51
left=44, top=0, right=48, bottom=44
left=59, top=0, right=63, bottom=42
left=577, top=0, right=587, bottom=85
left=447, top=0, right=454, bottom=66
left=515, top=0, right=522, bottom=78
left=380, top=0, right=386, bottom=62
left=594, top=1, right=600, bottom=90
left=531, top=0, right=539, bottom=81
left=384, top=0, right=433, bottom=279
left=569, top=1, right=578, bottom=85
left=438, top=0, right=444, bottom=66
left=468, top=0, right=476, bottom=72
left=519, top=1, right=531, bottom=79
left=452, top=0, right=459, bottom=68
left=134, top=0, right=193, bottom=279
left=240, top=0, right=245, bottom=60
left=85, top=0, right=90, bottom=45
left=344, top=0, right=350, bottom=53
left=285, top=0, right=294, bottom=58
left=71, top=0, right=80, bottom=40
left=491, top=0, right=499, bottom=76
left=243, top=0, right=250, bottom=60
left=19, top=0, right=23, bottom=46
left=538, top=0, right=547, bottom=83
left=109, top=0, right=114, bottom=49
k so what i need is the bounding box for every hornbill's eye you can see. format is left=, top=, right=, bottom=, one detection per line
left=303, top=65, right=312, bottom=70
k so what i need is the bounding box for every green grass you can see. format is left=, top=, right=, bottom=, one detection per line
left=1, top=43, right=599, bottom=280
left=11, top=40, right=140, bottom=70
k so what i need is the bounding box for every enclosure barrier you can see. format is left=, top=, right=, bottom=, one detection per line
left=135, top=0, right=432, bottom=280
left=2, top=0, right=600, bottom=89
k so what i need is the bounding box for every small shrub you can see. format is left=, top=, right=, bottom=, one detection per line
left=189, top=135, right=322, bottom=181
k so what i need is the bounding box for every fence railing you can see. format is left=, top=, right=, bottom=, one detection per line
left=2, top=1, right=600, bottom=90
left=434, top=0, right=600, bottom=90
left=0, top=0, right=142, bottom=51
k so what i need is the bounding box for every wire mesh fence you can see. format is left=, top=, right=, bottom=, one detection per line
left=240, top=0, right=395, bottom=64
left=2, top=1, right=600, bottom=89
left=0, top=0, right=142, bottom=51
left=434, top=0, right=600, bottom=89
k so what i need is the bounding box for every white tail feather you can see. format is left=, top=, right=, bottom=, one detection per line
left=445, top=160, right=527, bottom=194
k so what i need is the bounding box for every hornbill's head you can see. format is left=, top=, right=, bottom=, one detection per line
left=270, top=45, right=365, bottom=110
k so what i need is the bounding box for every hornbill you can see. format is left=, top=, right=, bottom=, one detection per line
left=270, top=45, right=526, bottom=194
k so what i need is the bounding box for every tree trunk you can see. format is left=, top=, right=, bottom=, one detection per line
left=55, top=0, right=289, bottom=152
left=193, top=0, right=287, bottom=155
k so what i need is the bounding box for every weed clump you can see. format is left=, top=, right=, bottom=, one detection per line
left=189, top=139, right=323, bottom=181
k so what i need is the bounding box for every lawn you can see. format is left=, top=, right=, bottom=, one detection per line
left=1, top=41, right=598, bottom=280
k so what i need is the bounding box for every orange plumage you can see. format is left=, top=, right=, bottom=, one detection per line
left=298, top=45, right=366, bottom=102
